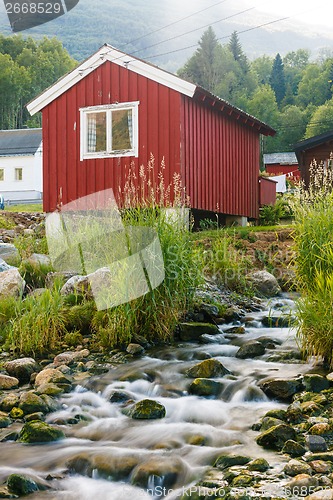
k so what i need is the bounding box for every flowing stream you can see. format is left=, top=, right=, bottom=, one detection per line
left=0, top=295, right=316, bottom=499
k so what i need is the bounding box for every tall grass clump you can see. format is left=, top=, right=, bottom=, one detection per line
left=6, top=289, right=67, bottom=356
left=293, top=157, right=333, bottom=364
left=91, top=156, right=203, bottom=348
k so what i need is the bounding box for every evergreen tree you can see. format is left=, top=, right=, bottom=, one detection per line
left=269, top=53, right=286, bottom=107
left=228, top=31, right=249, bottom=73
left=178, top=27, right=219, bottom=92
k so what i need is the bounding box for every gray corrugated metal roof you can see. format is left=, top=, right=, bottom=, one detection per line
left=263, top=152, right=298, bottom=165
left=0, top=128, right=42, bottom=156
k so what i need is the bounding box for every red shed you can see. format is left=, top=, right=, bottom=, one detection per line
left=263, top=152, right=300, bottom=181
left=27, top=44, right=275, bottom=220
left=294, top=130, right=333, bottom=186
left=259, top=176, right=277, bottom=206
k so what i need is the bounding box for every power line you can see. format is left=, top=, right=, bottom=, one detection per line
left=129, top=7, right=255, bottom=56
left=144, top=14, right=291, bottom=61
left=119, top=0, right=231, bottom=49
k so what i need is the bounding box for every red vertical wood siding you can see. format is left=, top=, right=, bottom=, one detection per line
left=42, top=61, right=182, bottom=212
left=259, top=177, right=277, bottom=206
left=181, top=95, right=260, bottom=219
left=266, top=164, right=300, bottom=179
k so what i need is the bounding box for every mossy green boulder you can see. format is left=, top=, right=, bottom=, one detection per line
left=188, top=378, right=222, bottom=397
left=178, top=322, right=220, bottom=341
left=7, top=474, right=38, bottom=496
left=19, top=392, right=49, bottom=415
left=19, top=420, right=65, bottom=443
left=127, top=399, right=166, bottom=419
left=214, top=454, right=251, bottom=469
left=256, top=424, right=296, bottom=450
left=186, top=359, right=229, bottom=378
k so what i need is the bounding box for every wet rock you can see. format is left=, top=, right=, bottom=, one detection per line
left=282, top=440, right=307, bottom=457
left=19, top=420, right=65, bottom=443
left=9, top=407, right=24, bottom=419
left=214, top=454, right=251, bottom=469
left=256, top=424, right=296, bottom=450
left=261, top=315, right=291, bottom=328
left=285, top=473, right=318, bottom=495
left=131, top=457, right=184, bottom=489
left=24, top=412, right=44, bottom=422
left=186, top=359, right=229, bottom=378
left=187, top=434, right=207, bottom=446
left=0, top=374, right=19, bottom=390
left=19, top=392, right=49, bottom=415
left=66, top=454, right=92, bottom=476
left=109, top=391, right=132, bottom=404
left=188, top=378, right=222, bottom=397
left=308, top=460, right=332, bottom=474
left=264, top=408, right=287, bottom=420
left=247, top=458, right=270, bottom=472
left=247, top=270, right=281, bottom=297
left=258, top=377, right=304, bottom=401
left=305, top=435, right=328, bottom=452
left=283, top=459, right=313, bottom=477
left=0, top=412, right=11, bottom=428
left=235, top=340, right=265, bottom=359
left=178, top=322, right=220, bottom=341
left=0, top=268, right=25, bottom=298
left=224, top=326, right=246, bottom=334
left=260, top=416, right=285, bottom=431
left=223, top=306, right=243, bottom=322
left=34, top=368, right=72, bottom=388
left=92, top=454, right=139, bottom=480
left=36, top=383, right=65, bottom=396
left=5, top=357, right=39, bottom=384
left=53, top=349, right=90, bottom=367
left=127, top=399, right=166, bottom=419
left=303, top=374, right=330, bottom=393
left=126, top=344, right=145, bottom=356
left=0, top=393, right=19, bottom=412
left=7, top=474, right=38, bottom=496
left=309, top=423, right=331, bottom=435
left=286, top=400, right=304, bottom=424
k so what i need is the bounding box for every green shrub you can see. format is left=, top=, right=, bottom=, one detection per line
left=63, top=331, right=84, bottom=347
left=0, top=215, right=15, bottom=229
left=259, top=197, right=291, bottom=226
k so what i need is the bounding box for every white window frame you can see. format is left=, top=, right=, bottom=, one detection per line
left=0, top=168, right=4, bottom=181
left=15, top=168, right=23, bottom=181
left=80, top=101, right=139, bottom=161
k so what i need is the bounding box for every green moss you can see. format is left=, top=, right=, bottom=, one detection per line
left=19, top=420, right=65, bottom=443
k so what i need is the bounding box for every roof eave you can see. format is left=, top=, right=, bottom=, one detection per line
left=193, top=87, right=276, bottom=136
left=27, top=44, right=196, bottom=115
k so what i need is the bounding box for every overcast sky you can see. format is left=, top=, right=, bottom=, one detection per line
left=246, top=0, right=333, bottom=32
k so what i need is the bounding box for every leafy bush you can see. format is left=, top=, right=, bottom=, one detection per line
left=259, top=197, right=292, bottom=226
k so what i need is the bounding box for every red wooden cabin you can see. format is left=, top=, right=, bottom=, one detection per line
left=263, top=152, right=300, bottom=181
left=294, top=130, right=333, bottom=186
left=27, top=44, right=275, bottom=220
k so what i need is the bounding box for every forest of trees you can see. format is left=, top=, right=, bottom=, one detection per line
left=178, top=27, right=333, bottom=153
left=0, top=35, right=76, bottom=129
left=1, top=28, right=333, bottom=154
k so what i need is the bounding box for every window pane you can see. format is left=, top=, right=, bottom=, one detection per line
left=15, top=168, right=22, bottom=181
left=87, top=112, right=106, bottom=153
left=112, top=109, right=132, bottom=151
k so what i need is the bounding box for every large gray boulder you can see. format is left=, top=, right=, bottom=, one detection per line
left=0, top=268, right=25, bottom=298
left=5, top=357, right=39, bottom=384
left=247, top=270, right=281, bottom=297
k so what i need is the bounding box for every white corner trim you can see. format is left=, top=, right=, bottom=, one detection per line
left=27, top=45, right=196, bottom=116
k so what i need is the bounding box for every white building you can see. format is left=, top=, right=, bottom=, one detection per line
left=0, top=128, right=42, bottom=202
